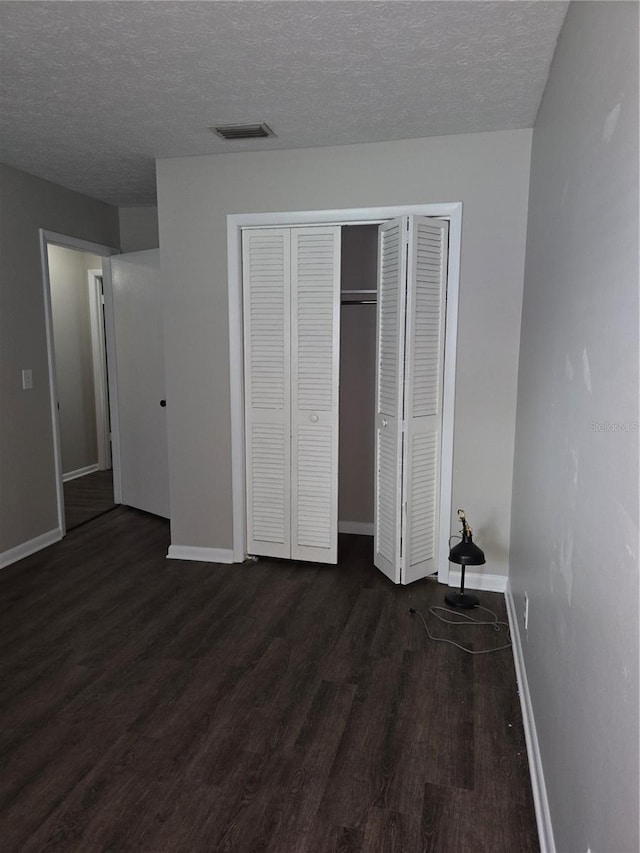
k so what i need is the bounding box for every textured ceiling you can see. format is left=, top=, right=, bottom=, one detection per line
left=0, top=1, right=567, bottom=206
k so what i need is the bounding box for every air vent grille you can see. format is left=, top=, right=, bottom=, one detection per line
left=211, top=123, right=275, bottom=141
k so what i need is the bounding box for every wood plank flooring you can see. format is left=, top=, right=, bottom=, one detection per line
left=63, top=469, right=116, bottom=530
left=0, top=508, right=539, bottom=852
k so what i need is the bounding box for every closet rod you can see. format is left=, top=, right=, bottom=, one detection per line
left=340, top=288, right=377, bottom=306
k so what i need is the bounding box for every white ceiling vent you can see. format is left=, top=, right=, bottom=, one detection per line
left=210, top=123, right=275, bottom=141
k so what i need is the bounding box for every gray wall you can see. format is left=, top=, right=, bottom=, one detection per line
left=510, top=4, right=639, bottom=851
left=118, top=206, right=159, bottom=252
left=339, top=225, right=377, bottom=526
left=48, top=246, right=101, bottom=476
left=0, top=163, right=119, bottom=555
left=157, top=129, right=533, bottom=570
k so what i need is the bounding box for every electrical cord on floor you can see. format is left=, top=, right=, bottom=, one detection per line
left=409, top=605, right=512, bottom=655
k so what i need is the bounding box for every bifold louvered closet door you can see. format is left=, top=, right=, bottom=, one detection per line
left=374, top=216, right=448, bottom=585
left=243, top=226, right=341, bottom=564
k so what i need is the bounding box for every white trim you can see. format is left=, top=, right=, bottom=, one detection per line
left=0, top=528, right=62, bottom=570
left=87, top=269, right=111, bottom=470
left=437, top=208, right=461, bottom=587
left=447, top=569, right=507, bottom=593
left=227, top=220, right=246, bottom=563
left=39, top=232, right=66, bottom=536
left=228, top=203, right=461, bottom=229
left=41, top=229, right=119, bottom=257
left=62, top=463, right=99, bottom=482
left=99, top=258, right=123, bottom=504
left=227, top=203, right=462, bottom=572
left=167, top=545, right=235, bottom=564
left=39, top=230, right=120, bottom=534
left=505, top=581, right=555, bottom=853
left=338, top=521, right=374, bottom=536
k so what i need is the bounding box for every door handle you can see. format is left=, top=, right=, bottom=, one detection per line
left=160, top=399, right=166, bottom=408
left=382, top=418, right=388, bottom=427
left=309, top=413, right=319, bottom=423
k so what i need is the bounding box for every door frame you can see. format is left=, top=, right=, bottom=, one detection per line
left=227, top=203, right=462, bottom=585
left=87, top=269, right=112, bottom=471
left=39, top=229, right=121, bottom=536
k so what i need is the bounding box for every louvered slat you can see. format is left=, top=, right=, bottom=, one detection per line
left=373, top=218, right=405, bottom=583
left=295, top=231, right=337, bottom=411
left=247, top=234, right=287, bottom=409
left=250, top=424, right=286, bottom=543
left=377, top=222, right=402, bottom=416
left=291, top=227, right=340, bottom=563
left=411, top=220, right=447, bottom=417
left=243, top=228, right=291, bottom=559
left=408, top=432, right=438, bottom=564
left=402, top=217, right=448, bottom=584
left=376, top=427, right=398, bottom=563
left=296, top=425, right=333, bottom=548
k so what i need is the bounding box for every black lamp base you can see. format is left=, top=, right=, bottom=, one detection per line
left=445, top=590, right=479, bottom=609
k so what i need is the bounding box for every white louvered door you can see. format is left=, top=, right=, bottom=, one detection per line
left=374, top=219, right=407, bottom=583
left=243, top=226, right=341, bottom=565
left=243, top=229, right=291, bottom=559
left=402, top=217, right=448, bottom=584
left=291, top=228, right=341, bottom=563
left=374, top=216, right=448, bottom=584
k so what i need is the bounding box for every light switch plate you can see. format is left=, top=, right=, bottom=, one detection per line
left=22, top=369, right=33, bottom=390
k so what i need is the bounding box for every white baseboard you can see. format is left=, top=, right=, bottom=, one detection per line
left=0, top=527, right=63, bottom=570
left=62, top=463, right=99, bottom=482
left=505, top=581, right=555, bottom=853
left=167, top=544, right=235, bottom=564
left=447, top=569, right=507, bottom=593
left=338, top=521, right=374, bottom=536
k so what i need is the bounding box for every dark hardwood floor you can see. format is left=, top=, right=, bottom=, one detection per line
left=63, top=469, right=117, bottom=530
left=0, top=509, right=539, bottom=852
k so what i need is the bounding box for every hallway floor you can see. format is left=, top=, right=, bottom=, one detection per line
left=63, top=468, right=116, bottom=530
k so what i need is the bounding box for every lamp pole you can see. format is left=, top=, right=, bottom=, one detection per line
left=445, top=509, right=483, bottom=609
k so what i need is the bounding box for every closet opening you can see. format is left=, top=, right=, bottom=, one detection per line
left=338, top=225, right=378, bottom=539
left=227, top=203, right=462, bottom=586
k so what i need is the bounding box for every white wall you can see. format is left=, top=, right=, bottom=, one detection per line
left=0, top=163, right=119, bottom=557
left=48, top=246, right=101, bottom=476
left=510, top=3, right=639, bottom=851
left=118, top=206, right=159, bottom=252
left=157, top=129, right=532, bottom=575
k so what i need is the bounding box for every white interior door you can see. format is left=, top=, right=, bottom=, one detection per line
left=243, top=228, right=292, bottom=558
left=374, top=216, right=448, bottom=584
left=243, top=226, right=341, bottom=564
left=111, top=250, right=170, bottom=519
left=402, top=217, right=448, bottom=584
left=291, top=227, right=341, bottom=563
left=374, top=219, right=407, bottom=583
